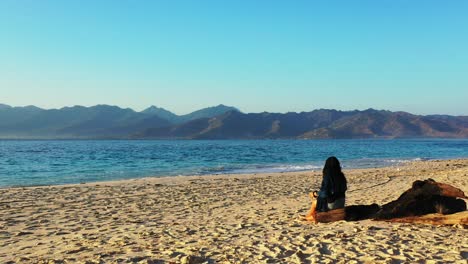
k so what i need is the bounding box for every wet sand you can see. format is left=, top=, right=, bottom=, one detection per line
left=1, top=159, right=467, bottom=263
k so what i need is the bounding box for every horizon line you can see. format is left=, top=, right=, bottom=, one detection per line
left=1, top=103, right=467, bottom=117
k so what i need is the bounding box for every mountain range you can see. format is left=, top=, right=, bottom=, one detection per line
left=0, top=104, right=467, bottom=139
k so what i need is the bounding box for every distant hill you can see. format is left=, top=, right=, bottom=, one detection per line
left=0, top=103, right=13, bottom=110
left=0, top=104, right=467, bottom=139
left=0, top=104, right=170, bottom=138
left=141, top=104, right=240, bottom=124
left=137, top=109, right=468, bottom=139
left=142, top=106, right=179, bottom=123
left=176, top=104, right=240, bottom=123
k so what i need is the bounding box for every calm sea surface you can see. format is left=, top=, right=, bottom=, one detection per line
left=0, top=139, right=467, bottom=187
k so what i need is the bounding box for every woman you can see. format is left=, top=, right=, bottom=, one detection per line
left=316, top=156, right=347, bottom=212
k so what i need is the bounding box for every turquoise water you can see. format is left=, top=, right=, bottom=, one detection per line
left=0, top=139, right=467, bottom=187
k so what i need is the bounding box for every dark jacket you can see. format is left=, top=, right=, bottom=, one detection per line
left=317, top=172, right=347, bottom=211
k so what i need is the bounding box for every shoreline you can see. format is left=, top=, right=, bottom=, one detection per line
left=1, top=159, right=467, bottom=263
left=2, top=156, right=466, bottom=190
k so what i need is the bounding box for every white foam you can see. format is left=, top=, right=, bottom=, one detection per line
left=227, top=164, right=321, bottom=174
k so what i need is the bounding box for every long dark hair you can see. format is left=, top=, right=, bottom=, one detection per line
left=323, top=156, right=347, bottom=194
left=322, top=156, right=342, bottom=177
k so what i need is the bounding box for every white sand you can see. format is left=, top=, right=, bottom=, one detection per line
left=1, top=159, right=467, bottom=263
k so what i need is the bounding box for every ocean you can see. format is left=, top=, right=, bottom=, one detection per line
left=0, top=139, right=467, bottom=187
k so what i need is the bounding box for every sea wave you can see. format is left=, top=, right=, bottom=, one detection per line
left=383, top=157, right=429, bottom=163
left=199, top=157, right=432, bottom=175
left=196, top=164, right=321, bottom=175
left=2, top=139, right=467, bottom=187
left=342, top=157, right=430, bottom=169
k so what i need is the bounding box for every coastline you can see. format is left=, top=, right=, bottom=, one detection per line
left=1, top=159, right=467, bottom=263
left=0, top=156, right=460, bottom=190
left=2, top=138, right=468, bottom=189
left=1, top=156, right=462, bottom=190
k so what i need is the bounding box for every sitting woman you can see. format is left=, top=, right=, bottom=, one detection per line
left=316, top=156, right=347, bottom=212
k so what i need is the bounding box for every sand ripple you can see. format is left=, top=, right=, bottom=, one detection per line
left=1, top=159, right=467, bottom=263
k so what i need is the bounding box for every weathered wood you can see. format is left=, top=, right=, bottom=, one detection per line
left=376, top=179, right=467, bottom=219
left=435, top=182, right=468, bottom=199
left=305, top=205, right=380, bottom=223
left=306, top=204, right=382, bottom=223
left=344, top=204, right=380, bottom=221
left=303, top=179, right=467, bottom=225
left=384, top=211, right=468, bottom=226
left=304, top=191, right=380, bottom=223
left=316, top=208, right=346, bottom=223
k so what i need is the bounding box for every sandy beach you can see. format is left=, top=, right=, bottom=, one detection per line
left=1, top=159, right=467, bottom=263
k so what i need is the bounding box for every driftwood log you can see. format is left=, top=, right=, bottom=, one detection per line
left=386, top=211, right=468, bottom=225
left=375, top=179, right=467, bottom=219
left=307, top=204, right=381, bottom=223
left=304, top=179, right=467, bottom=225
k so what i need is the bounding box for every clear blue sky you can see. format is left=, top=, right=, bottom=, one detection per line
left=1, top=1, right=467, bottom=115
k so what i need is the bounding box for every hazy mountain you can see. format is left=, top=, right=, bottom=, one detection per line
left=137, top=109, right=468, bottom=139
left=0, top=105, right=467, bottom=139
left=177, top=104, right=240, bottom=123
left=0, top=104, right=45, bottom=128
left=141, top=104, right=240, bottom=124
left=0, top=103, right=12, bottom=110
left=0, top=104, right=170, bottom=138
left=142, top=106, right=179, bottom=123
